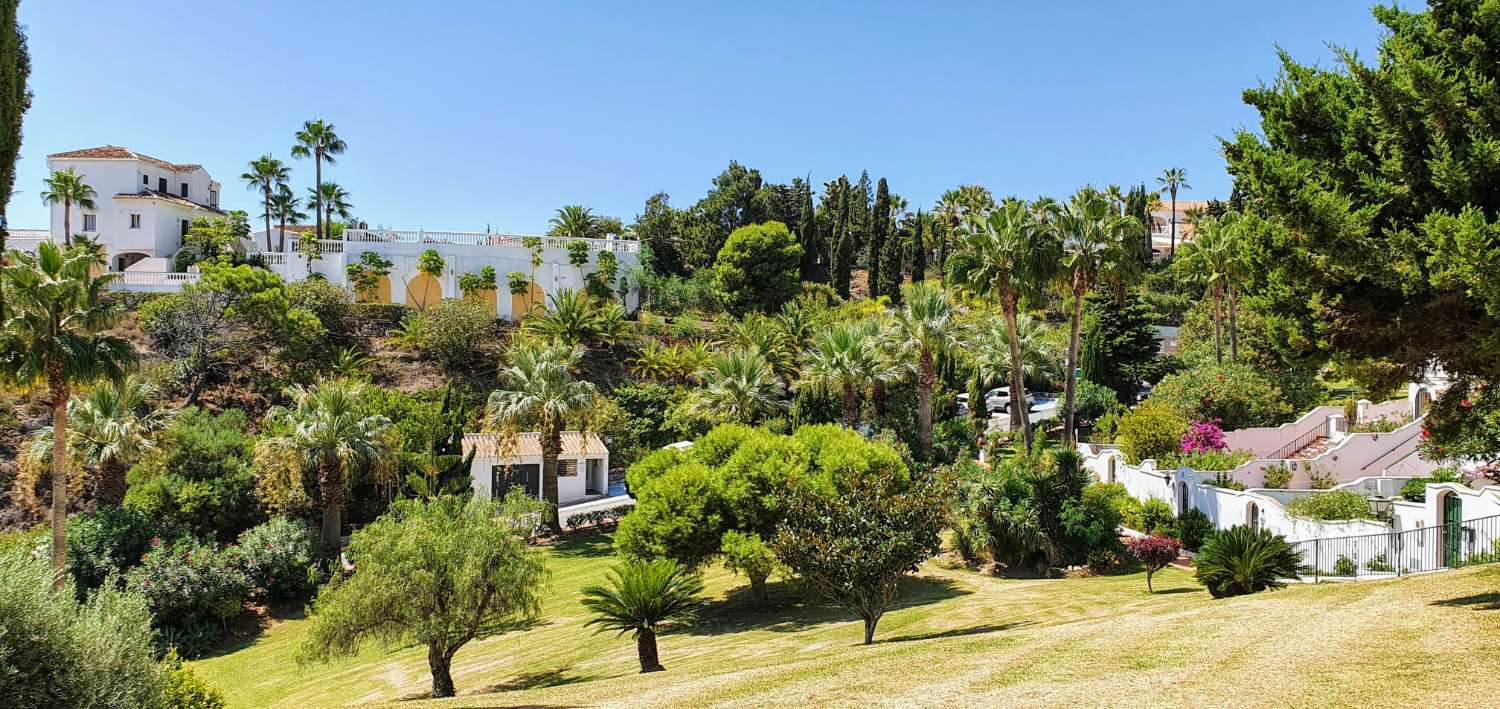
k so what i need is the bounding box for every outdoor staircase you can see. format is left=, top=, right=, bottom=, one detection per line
left=1288, top=436, right=1335, bottom=459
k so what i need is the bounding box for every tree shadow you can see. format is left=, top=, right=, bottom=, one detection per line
left=881, top=620, right=1034, bottom=644
left=547, top=534, right=615, bottom=560
left=197, top=602, right=308, bottom=659
left=681, top=575, right=970, bottom=637
left=472, top=665, right=599, bottom=694
left=1431, top=592, right=1500, bottom=611
left=1150, top=587, right=1201, bottom=595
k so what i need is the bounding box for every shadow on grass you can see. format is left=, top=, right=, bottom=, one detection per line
left=1149, top=587, right=1201, bottom=595
left=198, top=602, right=308, bottom=660
left=881, top=620, right=1035, bottom=644
left=471, top=665, right=600, bottom=695
left=1431, top=592, right=1500, bottom=611
left=547, top=533, right=616, bottom=560
left=683, top=575, right=970, bottom=637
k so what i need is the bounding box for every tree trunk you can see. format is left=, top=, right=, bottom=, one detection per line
left=1063, top=282, right=1085, bottom=446
left=861, top=612, right=881, bottom=645
left=1212, top=288, right=1223, bottom=365
left=636, top=630, right=665, bottom=672
left=313, top=153, right=324, bottom=242
left=63, top=199, right=71, bottom=246
left=1003, top=306, right=1033, bottom=453
left=1168, top=190, right=1176, bottom=259
left=278, top=216, right=287, bottom=253
left=49, top=373, right=70, bottom=590
left=427, top=644, right=456, bottom=698
left=917, top=346, right=935, bottom=459
left=541, top=427, right=563, bottom=535
left=263, top=186, right=273, bottom=252
left=841, top=382, right=859, bottom=428
left=749, top=572, right=769, bottom=608
left=95, top=459, right=128, bottom=507
left=1146, top=568, right=1155, bottom=593
left=318, top=459, right=343, bottom=559
left=1228, top=287, right=1239, bottom=365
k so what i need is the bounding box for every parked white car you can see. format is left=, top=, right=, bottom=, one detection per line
left=956, top=387, right=1035, bottom=415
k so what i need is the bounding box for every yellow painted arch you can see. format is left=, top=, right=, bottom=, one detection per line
left=406, top=273, right=443, bottom=309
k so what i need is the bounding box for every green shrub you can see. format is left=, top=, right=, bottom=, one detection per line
left=1160, top=449, right=1254, bottom=471
left=1399, top=467, right=1463, bottom=502
left=1333, top=555, right=1357, bottom=576
left=66, top=506, right=156, bottom=593
left=1086, top=547, right=1122, bottom=575
left=1262, top=465, right=1292, bottom=489
left=0, top=548, right=168, bottom=707
left=1285, top=491, right=1371, bottom=521
left=1194, top=525, right=1302, bottom=598
left=1308, top=467, right=1337, bottom=489
left=1116, top=400, right=1188, bottom=464
left=1074, top=379, right=1122, bottom=424
left=160, top=648, right=228, bottom=708
left=1060, top=484, right=1125, bottom=563
left=395, top=297, right=496, bottom=372
left=236, top=517, right=322, bottom=603
left=125, top=407, right=261, bottom=543
left=1365, top=553, right=1396, bottom=573
left=1151, top=362, right=1294, bottom=429
left=125, top=539, right=252, bottom=657
left=1174, top=508, right=1215, bottom=551
left=711, top=222, right=803, bottom=314
left=1125, top=497, right=1175, bottom=535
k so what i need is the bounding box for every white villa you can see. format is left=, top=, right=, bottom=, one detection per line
left=463, top=432, right=612, bottom=507
left=1148, top=198, right=1208, bottom=259
left=15, top=145, right=642, bottom=317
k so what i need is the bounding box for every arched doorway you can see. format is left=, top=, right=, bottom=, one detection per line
left=1178, top=481, right=1190, bottom=515
left=1107, top=457, right=1117, bottom=484
left=114, top=252, right=148, bottom=271
left=510, top=282, right=545, bottom=320
left=1440, top=490, right=1463, bottom=567
left=1246, top=501, right=1260, bottom=530
left=406, top=273, right=442, bottom=309
left=1415, top=388, right=1434, bottom=418
left=356, top=275, right=392, bottom=304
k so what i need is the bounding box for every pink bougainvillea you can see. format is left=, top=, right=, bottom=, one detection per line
left=1181, top=419, right=1228, bottom=454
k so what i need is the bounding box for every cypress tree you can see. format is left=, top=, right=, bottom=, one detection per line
left=1127, top=184, right=1152, bottom=264
left=798, top=176, right=820, bottom=282
left=1080, top=324, right=1105, bottom=384
left=0, top=0, right=31, bottom=322
left=869, top=178, right=890, bottom=298
left=910, top=210, right=928, bottom=282
left=882, top=214, right=905, bottom=303
left=830, top=188, right=853, bottom=298
left=851, top=170, right=872, bottom=256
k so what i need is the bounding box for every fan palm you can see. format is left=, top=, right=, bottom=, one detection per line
left=773, top=300, right=813, bottom=347
left=268, top=184, right=307, bottom=253
left=0, top=240, right=134, bottom=586
left=242, top=155, right=289, bottom=251
left=547, top=205, right=602, bottom=239
left=1175, top=214, right=1249, bottom=364
left=40, top=168, right=96, bottom=246
left=1156, top=167, right=1191, bottom=259
left=308, top=181, right=354, bottom=234
left=23, top=375, right=172, bottom=506
left=895, top=282, right=962, bottom=457
left=291, top=119, right=347, bottom=240
left=971, top=313, right=1061, bottom=392
left=524, top=288, right=607, bottom=347
left=259, top=379, right=390, bottom=557
left=581, top=559, right=704, bottom=673
left=725, top=313, right=798, bottom=383
left=933, top=185, right=996, bottom=273
left=950, top=199, right=1059, bottom=453
left=486, top=338, right=598, bottom=534
left=799, top=322, right=879, bottom=427
left=631, top=340, right=678, bottom=382
left=1048, top=188, right=1143, bottom=445
left=692, top=348, right=785, bottom=424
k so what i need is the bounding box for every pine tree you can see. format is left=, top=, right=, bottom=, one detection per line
left=869, top=178, right=890, bottom=298
left=0, top=0, right=32, bottom=322
left=1126, top=184, right=1152, bottom=264
left=910, top=210, right=928, bottom=282
left=798, top=176, right=820, bottom=282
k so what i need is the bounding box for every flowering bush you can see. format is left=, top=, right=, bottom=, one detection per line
left=237, top=517, right=322, bottom=603
left=1181, top=420, right=1228, bottom=454
left=1125, top=534, right=1181, bottom=592
left=124, top=538, right=252, bottom=656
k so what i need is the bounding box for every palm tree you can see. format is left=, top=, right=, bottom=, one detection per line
left=523, top=288, right=606, bottom=347
left=799, top=322, right=878, bottom=427
left=291, top=119, right=347, bottom=241
left=1156, top=167, right=1191, bottom=259
left=259, top=379, right=390, bottom=557
left=40, top=168, right=96, bottom=246
left=970, top=313, right=1062, bottom=400
left=23, top=375, right=172, bottom=506
left=1048, top=188, right=1142, bottom=445
left=691, top=349, right=785, bottom=424
left=1175, top=214, right=1248, bottom=364
left=726, top=313, right=798, bottom=383
left=242, top=155, right=289, bottom=252
left=547, top=205, right=601, bottom=239
left=933, top=185, right=996, bottom=276
left=950, top=199, right=1059, bottom=453
left=486, top=338, right=598, bottom=535
left=268, top=185, right=306, bottom=253
left=582, top=559, right=704, bottom=673
left=0, top=240, right=134, bottom=587
left=895, top=281, right=961, bottom=458
left=308, top=182, right=354, bottom=234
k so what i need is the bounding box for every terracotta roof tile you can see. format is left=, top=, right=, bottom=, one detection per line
left=49, top=145, right=202, bottom=173
left=114, top=189, right=225, bottom=214
left=463, top=432, right=607, bottom=459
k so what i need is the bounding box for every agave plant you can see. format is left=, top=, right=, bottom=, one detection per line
left=1194, top=525, right=1302, bottom=598
left=581, top=559, right=704, bottom=673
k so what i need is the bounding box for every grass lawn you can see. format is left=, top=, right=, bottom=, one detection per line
left=191, top=534, right=1500, bottom=708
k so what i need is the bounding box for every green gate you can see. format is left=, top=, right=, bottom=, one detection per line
left=1443, top=493, right=1463, bottom=567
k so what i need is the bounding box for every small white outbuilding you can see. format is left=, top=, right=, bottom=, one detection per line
left=463, top=432, right=610, bottom=506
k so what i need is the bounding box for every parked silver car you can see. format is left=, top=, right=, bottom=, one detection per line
left=956, top=387, right=1035, bottom=415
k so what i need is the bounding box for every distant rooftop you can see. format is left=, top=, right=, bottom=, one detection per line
left=49, top=145, right=204, bottom=173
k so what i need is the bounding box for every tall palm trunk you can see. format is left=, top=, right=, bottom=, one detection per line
left=49, top=370, right=69, bottom=590
left=1228, top=286, right=1239, bottom=364
left=1003, top=306, right=1033, bottom=453
left=278, top=214, right=288, bottom=253
left=96, top=460, right=128, bottom=507
left=1063, top=280, right=1086, bottom=446
left=62, top=198, right=71, bottom=246
left=313, top=151, right=324, bottom=241
left=318, top=459, right=343, bottom=558
left=636, top=629, right=664, bottom=673
left=262, top=185, right=273, bottom=252
left=841, top=382, right=859, bottom=428
left=1168, top=189, right=1177, bottom=259
left=428, top=644, right=456, bottom=697
left=1211, top=286, right=1224, bottom=365
left=542, top=426, right=563, bottom=535
left=917, top=346, right=935, bottom=459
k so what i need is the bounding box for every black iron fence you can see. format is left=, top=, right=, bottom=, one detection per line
left=1290, top=513, right=1500, bottom=581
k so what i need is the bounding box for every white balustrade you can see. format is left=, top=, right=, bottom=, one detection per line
left=342, top=228, right=640, bottom=253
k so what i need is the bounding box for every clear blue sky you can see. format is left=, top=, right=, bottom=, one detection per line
left=7, top=0, right=1386, bottom=233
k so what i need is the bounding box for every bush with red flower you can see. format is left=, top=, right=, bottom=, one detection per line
left=1125, top=534, right=1182, bottom=592
left=237, top=517, right=323, bottom=603
left=124, top=538, right=252, bottom=657
left=1418, top=377, right=1500, bottom=466
left=1181, top=420, right=1228, bottom=454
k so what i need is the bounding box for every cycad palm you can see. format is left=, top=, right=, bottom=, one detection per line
left=895, top=282, right=962, bottom=457
left=582, top=559, right=704, bottom=673
left=547, top=205, right=601, bottom=239
left=692, top=348, right=785, bottom=424
left=950, top=199, right=1059, bottom=452
left=40, top=167, right=96, bottom=246
left=486, top=338, right=598, bottom=534
left=524, top=288, right=606, bottom=347
left=1049, top=188, right=1142, bottom=445
left=24, top=375, right=172, bottom=506
left=291, top=119, right=347, bottom=240
left=242, top=155, right=289, bottom=251
left=800, top=322, right=878, bottom=427
left=0, top=241, right=134, bottom=586
left=726, top=313, right=798, bottom=383
left=259, top=379, right=390, bottom=557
